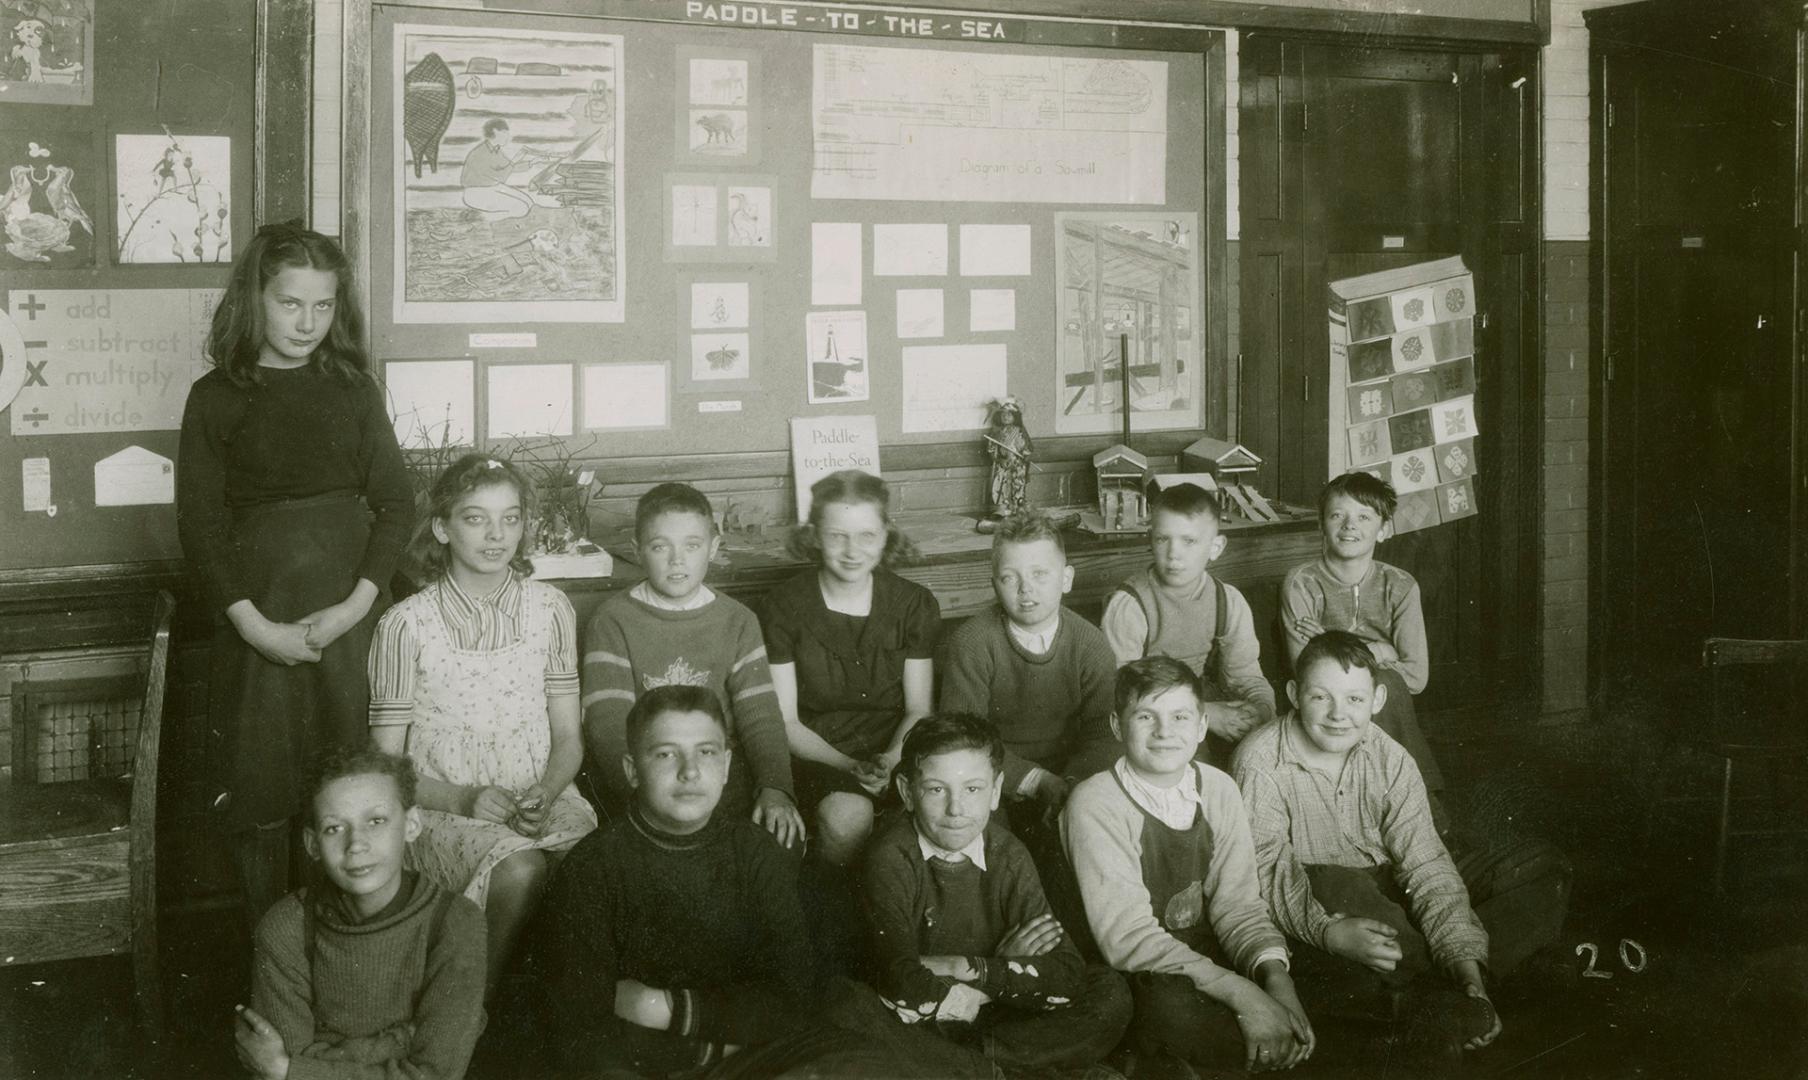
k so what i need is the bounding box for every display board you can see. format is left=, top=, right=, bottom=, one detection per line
left=0, top=1, right=254, bottom=573
left=365, top=4, right=1215, bottom=460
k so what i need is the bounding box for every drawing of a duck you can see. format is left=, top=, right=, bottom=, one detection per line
left=1, top=163, right=92, bottom=262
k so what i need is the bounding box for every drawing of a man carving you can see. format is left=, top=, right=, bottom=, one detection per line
left=460, top=119, right=559, bottom=221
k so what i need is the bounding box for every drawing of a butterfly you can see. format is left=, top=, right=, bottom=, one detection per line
left=706, top=346, right=740, bottom=371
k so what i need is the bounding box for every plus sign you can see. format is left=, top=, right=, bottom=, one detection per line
left=16, top=294, right=47, bottom=320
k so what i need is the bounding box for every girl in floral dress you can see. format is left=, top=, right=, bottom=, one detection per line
left=368, top=454, right=596, bottom=994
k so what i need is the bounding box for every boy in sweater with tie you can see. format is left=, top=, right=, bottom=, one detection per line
left=829, top=712, right=1132, bottom=1076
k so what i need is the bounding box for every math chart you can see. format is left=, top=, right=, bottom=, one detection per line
left=6, top=288, right=221, bottom=436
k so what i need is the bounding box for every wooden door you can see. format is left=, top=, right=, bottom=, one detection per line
left=1240, top=36, right=1541, bottom=711
left=1595, top=11, right=1797, bottom=698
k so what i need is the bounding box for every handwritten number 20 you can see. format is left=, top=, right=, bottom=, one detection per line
left=1576, top=939, right=1648, bottom=979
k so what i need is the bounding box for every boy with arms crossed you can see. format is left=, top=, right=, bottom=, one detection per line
left=831, top=712, right=1132, bottom=1076
left=234, top=745, right=487, bottom=1080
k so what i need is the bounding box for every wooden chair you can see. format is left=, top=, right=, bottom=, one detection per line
left=1690, top=637, right=1808, bottom=895
left=0, top=590, right=174, bottom=1047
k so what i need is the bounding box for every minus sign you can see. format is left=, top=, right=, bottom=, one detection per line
left=25, top=341, right=47, bottom=348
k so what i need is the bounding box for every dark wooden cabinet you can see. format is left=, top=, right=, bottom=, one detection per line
left=1589, top=0, right=1802, bottom=700
left=1238, top=33, right=1541, bottom=713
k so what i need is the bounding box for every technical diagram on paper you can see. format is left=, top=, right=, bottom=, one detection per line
left=811, top=43, right=1167, bottom=204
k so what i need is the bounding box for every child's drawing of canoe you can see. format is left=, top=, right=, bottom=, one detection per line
left=403, top=53, right=455, bottom=179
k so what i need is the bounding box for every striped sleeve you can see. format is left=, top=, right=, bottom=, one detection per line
left=581, top=601, right=640, bottom=808
left=367, top=603, right=420, bottom=728
left=543, top=586, right=579, bottom=699
left=723, top=603, right=793, bottom=798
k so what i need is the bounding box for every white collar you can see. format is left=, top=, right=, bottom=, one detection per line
left=916, top=827, right=989, bottom=872
left=1114, top=758, right=1209, bottom=832
left=629, top=580, right=716, bottom=611
left=1006, top=613, right=1059, bottom=655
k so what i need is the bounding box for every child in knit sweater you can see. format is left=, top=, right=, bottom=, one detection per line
left=582, top=483, right=803, bottom=848
left=1063, top=657, right=1314, bottom=1075
left=234, top=744, right=487, bottom=1080
left=542, top=685, right=875, bottom=1078
left=828, top=712, right=1132, bottom=1076
left=1100, top=484, right=1275, bottom=765
left=939, top=510, right=1119, bottom=818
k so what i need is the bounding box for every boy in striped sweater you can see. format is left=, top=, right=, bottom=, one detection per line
left=581, top=483, right=802, bottom=848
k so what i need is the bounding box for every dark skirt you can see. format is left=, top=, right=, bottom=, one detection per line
left=206, top=493, right=386, bottom=831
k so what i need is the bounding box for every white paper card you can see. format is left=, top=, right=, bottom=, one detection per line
left=873, top=224, right=948, bottom=276
left=959, top=225, right=1031, bottom=276
left=790, top=415, right=881, bottom=520
left=812, top=223, right=862, bottom=305
left=895, top=289, right=944, bottom=339
left=698, top=400, right=743, bottom=413
left=469, top=332, right=537, bottom=349
left=690, top=332, right=751, bottom=382
left=969, top=289, right=1016, bottom=332
left=583, top=363, right=668, bottom=430
left=385, top=359, right=475, bottom=448
left=691, top=282, right=750, bottom=329
left=94, top=445, right=174, bottom=506
left=672, top=185, right=718, bottom=246
left=21, top=457, right=50, bottom=513
left=488, top=364, right=574, bottom=437
left=805, top=310, right=870, bottom=404
left=901, top=344, right=1007, bottom=433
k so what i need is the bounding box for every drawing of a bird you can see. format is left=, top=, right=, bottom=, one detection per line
left=2, top=163, right=81, bottom=263
left=0, top=166, right=30, bottom=226
left=44, top=166, right=91, bottom=235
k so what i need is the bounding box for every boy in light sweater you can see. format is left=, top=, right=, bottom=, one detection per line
left=234, top=744, right=487, bottom=1080
left=582, top=483, right=802, bottom=848
left=1063, top=657, right=1314, bottom=1075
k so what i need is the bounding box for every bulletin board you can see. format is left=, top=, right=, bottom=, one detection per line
left=362, top=2, right=1217, bottom=460
left=0, top=1, right=255, bottom=574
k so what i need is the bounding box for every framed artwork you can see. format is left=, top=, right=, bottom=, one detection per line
left=391, top=21, right=625, bottom=323
left=0, top=3, right=94, bottom=106
left=1053, top=212, right=1201, bottom=436
left=663, top=172, right=776, bottom=263
left=113, top=133, right=232, bottom=264
left=0, top=129, right=100, bottom=268
left=677, top=277, right=760, bottom=391
left=673, top=44, right=761, bottom=166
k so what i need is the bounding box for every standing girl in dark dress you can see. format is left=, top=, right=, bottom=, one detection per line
left=178, top=223, right=414, bottom=930
left=761, top=471, right=941, bottom=866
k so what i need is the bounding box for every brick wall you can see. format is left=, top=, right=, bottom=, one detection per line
left=1537, top=0, right=1641, bottom=716
left=1542, top=240, right=1590, bottom=715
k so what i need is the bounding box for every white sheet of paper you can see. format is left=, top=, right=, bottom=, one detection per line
left=901, top=344, right=1008, bottom=433
left=812, top=223, right=862, bottom=305
left=895, top=289, right=944, bottom=339
left=672, top=185, right=718, bottom=246
left=873, top=224, right=948, bottom=277
left=93, top=445, right=174, bottom=507
left=21, top=457, right=50, bottom=513
left=583, top=363, right=669, bottom=430
left=385, top=359, right=475, bottom=448
left=959, top=225, right=1031, bottom=276
left=488, top=364, right=574, bottom=437
left=969, top=289, right=1016, bottom=332
left=691, top=282, right=750, bottom=329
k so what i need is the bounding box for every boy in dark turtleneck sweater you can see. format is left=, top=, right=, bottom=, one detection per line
left=234, top=745, right=488, bottom=1080
left=542, top=684, right=854, bottom=1078
left=828, top=712, right=1132, bottom=1076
